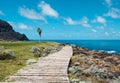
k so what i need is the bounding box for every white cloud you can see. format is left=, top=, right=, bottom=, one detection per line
left=0, top=10, right=4, bottom=15
left=104, top=8, right=120, bottom=18
left=64, top=17, right=75, bottom=25
left=80, top=17, right=91, bottom=28
left=92, top=29, right=97, bottom=32
left=93, top=16, right=106, bottom=26
left=8, top=22, right=33, bottom=30
left=18, top=23, right=33, bottom=30
left=38, top=1, right=59, bottom=18
left=97, top=16, right=106, bottom=24
left=19, top=1, right=59, bottom=23
left=19, top=7, right=47, bottom=22
left=64, top=17, right=91, bottom=28
left=105, top=0, right=112, bottom=7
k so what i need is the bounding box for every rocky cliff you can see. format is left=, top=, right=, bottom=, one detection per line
left=0, top=19, right=29, bottom=41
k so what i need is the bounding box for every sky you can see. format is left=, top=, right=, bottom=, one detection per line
left=0, top=0, right=120, bottom=40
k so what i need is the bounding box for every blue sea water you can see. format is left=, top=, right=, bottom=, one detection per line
left=39, top=40, right=120, bottom=54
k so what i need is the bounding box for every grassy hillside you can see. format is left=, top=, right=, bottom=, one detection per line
left=0, top=41, right=58, bottom=81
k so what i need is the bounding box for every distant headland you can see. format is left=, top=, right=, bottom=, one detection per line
left=0, top=19, right=29, bottom=41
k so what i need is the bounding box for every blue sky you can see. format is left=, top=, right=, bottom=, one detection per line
left=0, top=0, right=120, bottom=40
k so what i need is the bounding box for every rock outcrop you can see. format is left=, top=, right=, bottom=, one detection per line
left=0, top=19, right=29, bottom=41
left=68, top=45, right=120, bottom=83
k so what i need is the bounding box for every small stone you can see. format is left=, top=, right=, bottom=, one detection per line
left=69, top=78, right=80, bottom=83
left=104, top=62, right=111, bottom=67
left=74, top=62, right=80, bottom=66
left=26, top=59, right=37, bottom=65
left=113, top=57, right=119, bottom=61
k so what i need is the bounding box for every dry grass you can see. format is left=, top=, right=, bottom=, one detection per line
left=0, top=41, right=58, bottom=81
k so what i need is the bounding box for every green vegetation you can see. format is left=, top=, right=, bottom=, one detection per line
left=69, top=46, right=120, bottom=83
left=0, top=41, right=58, bottom=81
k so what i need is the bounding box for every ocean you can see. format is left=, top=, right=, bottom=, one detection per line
left=38, top=40, right=120, bottom=54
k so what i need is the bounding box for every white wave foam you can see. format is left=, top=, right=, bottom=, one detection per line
left=107, top=50, right=116, bottom=54
left=99, top=50, right=116, bottom=54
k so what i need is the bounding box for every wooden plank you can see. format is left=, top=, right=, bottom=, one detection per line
left=6, top=46, right=73, bottom=83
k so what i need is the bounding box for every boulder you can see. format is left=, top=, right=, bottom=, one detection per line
left=89, top=65, right=114, bottom=79
left=30, top=46, right=41, bottom=57
left=43, top=45, right=62, bottom=56
left=0, top=50, right=15, bottom=60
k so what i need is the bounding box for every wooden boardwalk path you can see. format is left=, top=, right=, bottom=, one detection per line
left=6, top=46, right=73, bottom=83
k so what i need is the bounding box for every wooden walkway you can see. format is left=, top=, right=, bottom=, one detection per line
left=6, top=46, right=73, bottom=83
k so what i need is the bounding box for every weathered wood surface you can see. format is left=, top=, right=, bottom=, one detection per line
left=6, top=46, right=73, bottom=83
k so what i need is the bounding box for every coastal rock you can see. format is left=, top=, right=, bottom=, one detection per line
left=0, top=49, right=15, bottom=60
left=69, top=46, right=120, bottom=82
left=30, top=46, right=41, bottom=57
left=74, top=62, right=80, bottom=66
left=104, top=62, right=111, bottom=67
left=68, top=66, right=84, bottom=74
left=43, top=45, right=62, bottom=56
left=0, top=19, right=29, bottom=41
left=26, top=59, right=37, bottom=65
left=69, top=78, right=80, bottom=83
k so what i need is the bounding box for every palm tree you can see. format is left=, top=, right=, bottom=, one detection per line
left=37, top=28, right=42, bottom=41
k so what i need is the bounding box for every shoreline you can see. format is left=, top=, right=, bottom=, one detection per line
left=1, top=40, right=120, bottom=54
left=0, top=41, right=120, bottom=82
left=68, top=45, right=120, bottom=83
left=31, top=40, right=120, bottom=54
